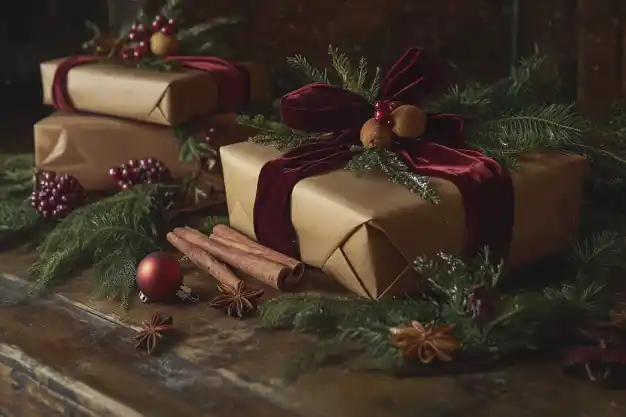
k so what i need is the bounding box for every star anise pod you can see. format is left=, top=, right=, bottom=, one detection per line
left=134, top=312, right=174, bottom=355
left=209, top=281, right=264, bottom=319
left=390, top=320, right=461, bottom=363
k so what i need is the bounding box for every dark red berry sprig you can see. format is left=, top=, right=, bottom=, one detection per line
left=373, top=100, right=398, bottom=126
left=30, top=171, right=85, bottom=219
left=108, top=158, right=171, bottom=190
left=152, top=14, right=178, bottom=35
left=119, top=16, right=179, bottom=61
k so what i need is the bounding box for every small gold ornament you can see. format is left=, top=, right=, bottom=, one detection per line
left=150, top=32, right=180, bottom=57
left=360, top=118, right=394, bottom=149
left=391, top=105, right=427, bottom=138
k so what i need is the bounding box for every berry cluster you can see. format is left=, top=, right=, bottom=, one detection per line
left=373, top=100, right=398, bottom=126
left=30, top=171, right=85, bottom=218
left=109, top=158, right=171, bottom=190
left=119, top=15, right=179, bottom=60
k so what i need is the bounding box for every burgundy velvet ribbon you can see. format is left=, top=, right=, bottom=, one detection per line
left=253, top=48, right=514, bottom=264
left=51, top=55, right=248, bottom=111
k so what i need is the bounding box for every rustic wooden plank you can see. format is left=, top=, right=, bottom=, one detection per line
left=2, top=248, right=626, bottom=417
left=578, top=0, right=622, bottom=119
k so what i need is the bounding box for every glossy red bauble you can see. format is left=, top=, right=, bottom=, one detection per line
left=135, top=252, right=182, bottom=302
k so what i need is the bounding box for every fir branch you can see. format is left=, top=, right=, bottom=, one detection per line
left=326, top=46, right=380, bottom=102
left=197, top=215, right=229, bottom=236
left=160, top=0, right=183, bottom=18
left=0, top=154, right=43, bottom=244
left=237, top=114, right=322, bottom=149
left=346, top=147, right=439, bottom=203
left=286, top=54, right=330, bottom=84
left=173, top=127, right=214, bottom=163
left=28, top=185, right=168, bottom=303
left=468, top=104, right=589, bottom=168
left=328, top=45, right=352, bottom=90
left=178, top=15, right=240, bottom=41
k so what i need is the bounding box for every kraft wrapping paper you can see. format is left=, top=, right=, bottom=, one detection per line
left=34, top=112, right=251, bottom=192
left=221, top=141, right=588, bottom=299
left=40, top=58, right=270, bottom=126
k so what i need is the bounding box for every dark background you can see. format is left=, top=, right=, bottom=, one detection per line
left=0, top=0, right=623, bottom=150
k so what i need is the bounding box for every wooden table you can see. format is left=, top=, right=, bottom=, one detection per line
left=1, top=247, right=626, bottom=417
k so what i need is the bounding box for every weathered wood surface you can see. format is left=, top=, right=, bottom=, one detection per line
left=1, top=248, right=626, bottom=417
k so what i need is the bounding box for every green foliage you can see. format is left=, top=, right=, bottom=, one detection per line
left=28, top=184, right=173, bottom=307
left=237, top=115, right=323, bottom=149
left=345, top=147, right=440, bottom=203
left=244, top=47, right=626, bottom=201
left=197, top=215, right=230, bottom=235
left=0, top=155, right=42, bottom=243
left=173, top=127, right=215, bottom=163
left=260, top=237, right=616, bottom=380
left=286, top=45, right=381, bottom=103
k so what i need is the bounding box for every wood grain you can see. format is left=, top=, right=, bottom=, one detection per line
left=2, top=246, right=626, bottom=417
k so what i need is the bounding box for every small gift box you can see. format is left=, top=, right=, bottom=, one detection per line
left=40, top=57, right=270, bottom=126
left=34, top=112, right=251, bottom=192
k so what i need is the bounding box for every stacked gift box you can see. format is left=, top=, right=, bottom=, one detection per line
left=34, top=55, right=269, bottom=191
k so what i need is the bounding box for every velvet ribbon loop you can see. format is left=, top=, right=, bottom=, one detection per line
left=253, top=47, right=514, bottom=264
left=51, top=55, right=249, bottom=112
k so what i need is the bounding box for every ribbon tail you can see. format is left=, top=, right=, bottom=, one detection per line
left=51, top=56, right=102, bottom=110
left=253, top=134, right=357, bottom=258
left=397, top=142, right=514, bottom=263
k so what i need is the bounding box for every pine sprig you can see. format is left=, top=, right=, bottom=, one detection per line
left=28, top=184, right=169, bottom=304
left=286, top=54, right=330, bottom=84
left=346, top=147, right=440, bottom=203
left=237, top=114, right=323, bottom=149
left=260, top=239, right=615, bottom=380
left=0, top=154, right=43, bottom=243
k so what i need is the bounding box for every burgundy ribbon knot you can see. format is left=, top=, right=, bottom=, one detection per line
left=253, top=47, right=514, bottom=263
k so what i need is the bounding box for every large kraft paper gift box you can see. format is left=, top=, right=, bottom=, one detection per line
left=34, top=112, right=251, bottom=192
left=40, top=58, right=270, bottom=126
left=221, top=142, right=588, bottom=299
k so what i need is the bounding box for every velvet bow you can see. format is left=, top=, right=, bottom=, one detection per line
left=253, top=47, right=514, bottom=264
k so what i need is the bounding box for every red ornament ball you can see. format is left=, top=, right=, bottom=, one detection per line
left=135, top=252, right=182, bottom=302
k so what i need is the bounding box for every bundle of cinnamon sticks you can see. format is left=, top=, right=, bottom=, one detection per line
left=166, top=224, right=304, bottom=291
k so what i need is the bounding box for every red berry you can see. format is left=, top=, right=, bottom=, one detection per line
left=136, top=23, right=147, bottom=33
left=120, top=49, right=133, bottom=60
left=127, top=159, right=139, bottom=168
left=109, top=167, right=121, bottom=179
left=167, top=17, right=178, bottom=27
left=374, top=109, right=388, bottom=121
left=154, top=14, right=166, bottom=23
left=205, top=135, right=212, bottom=144
left=121, top=182, right=131, bottom=190
left=131, top=22, right=139, bottom=31
left=160, top=25, right=174, bottom=35
left=133, top=49, right=144, bottom=60
left=152, top=21, right=162, bottom=31
left=374, top=101, right=383, bottom=111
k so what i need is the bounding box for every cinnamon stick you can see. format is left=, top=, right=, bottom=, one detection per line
left=174, top=227, right=292, bottom=290
left=211, top=224, right=304, bottom=285
left=166, top=231, right=241, bottom=288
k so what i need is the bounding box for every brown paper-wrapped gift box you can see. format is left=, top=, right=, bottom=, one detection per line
left=221, top=142, right=588, bottom=299
left=34, top=112, right=251, bottom=192
left=40, top=59, right=270, bottom=126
